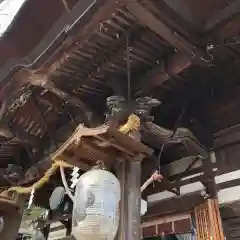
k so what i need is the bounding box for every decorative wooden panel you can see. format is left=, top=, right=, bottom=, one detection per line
left=157, top=222, right=173, bottom=235
left=142, top=225, right=157, bottom=238
left=141, top=214, right=191, bottom=238
left=51, top=123, right=152, bottom=170
left=194, top=199, right=225, bottom=240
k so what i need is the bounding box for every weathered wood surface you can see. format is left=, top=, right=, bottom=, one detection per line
left=51, top=123, right=153, bottom=170
left=0, top=194, right=26, bottom=240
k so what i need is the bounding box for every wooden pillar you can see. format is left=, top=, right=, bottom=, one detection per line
left=118, top=159, right=141, bottom=240
left=0, top=195, right=26, bottom=240
left=126, top=160, right=141, bottom=240
left=118, top=160, right=127, bottom=240
left=194, top=199, right=225, bottom=240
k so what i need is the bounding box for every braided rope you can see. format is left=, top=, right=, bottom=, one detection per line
left=0, top=114, right=140, bottom=195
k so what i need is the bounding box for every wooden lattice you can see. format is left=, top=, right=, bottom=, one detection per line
left=194, top=199, right=225, bottom=240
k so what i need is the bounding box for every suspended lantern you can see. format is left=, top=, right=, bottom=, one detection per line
left=72, top=167, right=120, bottom=240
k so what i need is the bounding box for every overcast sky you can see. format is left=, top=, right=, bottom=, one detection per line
left=0, top=0, right=26, bottom=36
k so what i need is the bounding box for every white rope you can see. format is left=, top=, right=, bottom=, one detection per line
left=141, top=171, right=163, bottom=193
left=60, top=166, right=74, bottom=202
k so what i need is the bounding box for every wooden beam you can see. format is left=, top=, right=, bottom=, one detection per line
left=143, top=169, right=207, bottom=197
left=205, top=0, right=240, bottom=31
left=217, top=178, right=240, bottom=191
left=126, top=1, right=208, bottom=60
left=141, top=0, right=203, bottom=38
left=141, top=214, right=192, bottom=237
left=207, top=15, right=240, bottom=43
left=127, top=1, right=209, bottom=94
left=136, top=51, right=192, bottom=94
left=214, top=124, right=240, bottom=150
left=144, top=139, right=240, bottom=197
left=142, top=192, right=204, bottom=221
left=145, top=167, right=240, bottom=199
left=144, top=173, right=240, bottom=221
left=144, top=173, right=240, bottom=223
left=61, top=0, right=70, bottom=12
left=126, top=2, right=194, bottom=53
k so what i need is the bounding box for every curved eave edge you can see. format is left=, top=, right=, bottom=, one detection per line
left=0, top=0, right=29, bottom=37
left=0, top=0, right=99, bottom=96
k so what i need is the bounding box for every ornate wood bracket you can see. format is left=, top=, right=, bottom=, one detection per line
left=51, top=122, right=153, bottom=169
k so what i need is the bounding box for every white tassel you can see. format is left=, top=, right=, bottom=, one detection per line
left=28, top=188, right=35, bottom=209
left=70, top=167, right=80, bottom=189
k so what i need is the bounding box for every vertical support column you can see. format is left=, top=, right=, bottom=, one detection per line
left=126, top=160, right=141, bottom=240
left=118, top=160, right=127, bottom=240
left=0, top=195, right=26, bottom=240
left=117, top=159, right=142, bottom=240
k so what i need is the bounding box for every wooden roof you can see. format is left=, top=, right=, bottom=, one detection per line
left=0, top=0, right=239, bottom=206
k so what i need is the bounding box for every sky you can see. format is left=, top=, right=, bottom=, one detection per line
left=0, top=0, right=26, bottom=36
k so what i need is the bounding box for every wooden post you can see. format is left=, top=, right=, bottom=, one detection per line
left=117, top=159, right=142, bottom=240
left=125, top=160, right=141, bottom=240
left=117, top=160, right=127, bottom=240
left=0, top=194, right=26, bottom=240
left=194, top=199, right=225, bottom=240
